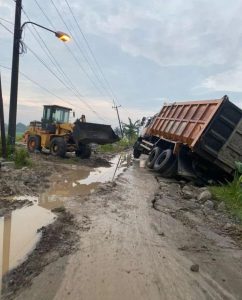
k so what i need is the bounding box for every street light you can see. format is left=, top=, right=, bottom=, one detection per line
left=8, top=0, right=71, bottom=148
left=20, top=21, right=71, bottom=43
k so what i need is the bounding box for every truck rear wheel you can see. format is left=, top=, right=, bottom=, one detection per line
left=27, top=135, right=41, bottom=153
left=133, top=148, right=142, bottom=159
left=50, top=137, right=67, bottom=158
left=153, top=149, right=177, bottom=177
left=146, top=147, right=162, bottom=169
left=76, top=144, right=91, bottom=159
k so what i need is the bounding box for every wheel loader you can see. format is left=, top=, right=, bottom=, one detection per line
left=24, top=105, right=119, bottom=158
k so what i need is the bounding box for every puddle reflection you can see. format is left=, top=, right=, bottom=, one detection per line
left=0, top=205, right=55, bottom=281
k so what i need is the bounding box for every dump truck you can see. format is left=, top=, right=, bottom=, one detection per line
left=24, top=105, right=119, bottom=158
left=133, top=95, right=242, bottom=181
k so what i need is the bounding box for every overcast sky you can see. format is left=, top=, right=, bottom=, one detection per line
left=0, top=0, right=242, bottom=126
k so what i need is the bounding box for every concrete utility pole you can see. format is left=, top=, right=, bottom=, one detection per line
left=0, top=74, right=7, bottom=158
left=8, top=0, right=22, bottom=148
left=112, top=103, right=123, bottom=138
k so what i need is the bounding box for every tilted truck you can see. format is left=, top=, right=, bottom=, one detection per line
left=133, top=95, right=242, bottom=181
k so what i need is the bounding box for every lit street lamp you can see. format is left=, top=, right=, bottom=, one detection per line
left=8, top=0, right=71, bottom=148
left=20, top=21, right=71, bottom=42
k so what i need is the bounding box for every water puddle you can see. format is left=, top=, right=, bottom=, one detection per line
left=0, top=203, right=55, bottom=279
left=0, top=153, right=131, bottom=279
left=39, top=154, right=132, bottom=210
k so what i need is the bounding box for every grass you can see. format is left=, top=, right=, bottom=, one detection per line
left=97, top=137, right=136, bottom=153
left=0, top=136, right=32, bottom=168
left=14, top=147, right=32, bottom=168
left=210, top=175, right=242, bottom=220
left=16, top=133, right=24, bottom=142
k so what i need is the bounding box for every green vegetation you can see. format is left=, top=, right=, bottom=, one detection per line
left=98, top=118, right=141, bottom=153
left=210, top=164, right=242, bottom=220
left=97, top=138, right=136, bottom=153
left=1, top=136, right=32, bottom=168
left=14, top=148, right=32, bottom=168
left=122, top=118, right=140, bottom=141
left=16, top=133, right=24, bottom=142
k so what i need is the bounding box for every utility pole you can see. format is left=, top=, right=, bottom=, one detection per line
left=112, top=102, right=123, bottom=138
left=0, top=74, right=7, bottom=158
left=8, top=0, right=22, bottom=148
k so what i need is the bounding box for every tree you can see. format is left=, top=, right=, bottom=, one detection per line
left=122, top=118, right=140, bottom=141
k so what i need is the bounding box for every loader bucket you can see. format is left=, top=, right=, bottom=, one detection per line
left=72, top=120, right=120, bottom=145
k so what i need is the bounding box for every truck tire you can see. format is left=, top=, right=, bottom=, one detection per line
left=76, top=144, right=91, bottom=159
left=50, top=137, right=67, bottom=157
left=146, top=147, right=162, bottom=169
left=159, top=160, right=178, bottom=178
left=27, top=135, right=41, bottom=153
left=133, top=148, right=142, bottom=159
left=153, top=149, right=177, bottom=175
left=133, top=141, right=142, bottom=158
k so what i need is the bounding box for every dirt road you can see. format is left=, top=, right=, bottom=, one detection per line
left=14, top=158, right=242, bottom=300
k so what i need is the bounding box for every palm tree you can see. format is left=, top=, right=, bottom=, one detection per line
left=122, top=118, right=140, bottom=141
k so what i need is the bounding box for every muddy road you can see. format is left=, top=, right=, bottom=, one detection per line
left=1, top=153, right=242, bottom=299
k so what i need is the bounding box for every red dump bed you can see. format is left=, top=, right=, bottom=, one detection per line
left=146, top=99, right=223, bottom=149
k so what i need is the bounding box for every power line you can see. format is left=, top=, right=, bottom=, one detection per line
left=64, top=0, right=119, bottom=103
left=20, top=11, right=111, bottom=122
left=0, top=64, right=75, bottom=108
left=22, top=10, right=91, bottom=108
left=26, top=45, right=108, bottom=122
left=63, top=0, right=115, bottom=100
left=0, top=17, right=14, bottom=25
left=62, top=0, right=133, bottom=119
left=49, top=0, right=114, bottom=102
left=33, top=0, right=55, bottom=29
left=1, top=22, right=110, bottom=122
left=0, top=22, right=13, bottom=34
left=32, top=0, right=126, bottom=124
left=34, top=0, right=117, bottom=106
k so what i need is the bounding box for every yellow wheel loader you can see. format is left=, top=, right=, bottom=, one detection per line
left=24, top=105, right=119, bottom=158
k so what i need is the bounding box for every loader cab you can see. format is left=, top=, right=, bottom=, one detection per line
left=42, top=105, right=72, bottom=131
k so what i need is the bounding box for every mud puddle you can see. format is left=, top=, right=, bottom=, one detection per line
left=39, top=153, right=132, bottom=209
left=0, top=153, right=131, bottom=285
left=0, top=200, right=55, bottom=282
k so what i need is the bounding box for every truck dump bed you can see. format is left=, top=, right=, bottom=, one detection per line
left=146, top=96, right=242, bottom=174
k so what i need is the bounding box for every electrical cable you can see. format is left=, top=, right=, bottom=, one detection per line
left=0, top=22, right=110, bottom=122
left=0, top=22, right=13, bottom=34
left=33, top=0, right=126, bottom=122
left=0, top=17, right=14, bottom=25
left=0, top=64, right=75, bottom=108
left=64, top=0, right=119, bottom=103
left=49, top=0, right=114, bottom=102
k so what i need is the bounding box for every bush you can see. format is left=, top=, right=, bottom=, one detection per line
left=97, top=138, right=134, bottom=153
left=210, top=175, right=242, bottom=220
left=14, top=148, right=32, bottom=168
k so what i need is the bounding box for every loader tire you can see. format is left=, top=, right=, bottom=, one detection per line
left=146, top=147, right=162, bottom=169
left=50, top=137, right=67, bottom=158
left=153, top=149, right=177, bottom=177
left=76, top=144, right=91, bottom=159
left=27, top=135, right=41, bottom=153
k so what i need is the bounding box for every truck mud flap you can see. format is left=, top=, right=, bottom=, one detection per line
left=72, top=120, right=120, bottom=145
